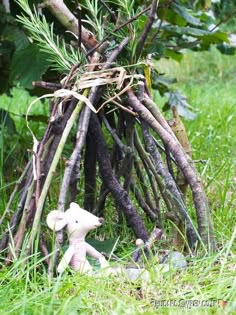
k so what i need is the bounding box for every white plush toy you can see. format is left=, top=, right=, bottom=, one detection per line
left=46, top=202, right=109, bottom=274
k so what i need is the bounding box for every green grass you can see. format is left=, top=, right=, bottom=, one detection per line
left=0, top=48, right=236, bottom=314
left=155, top=47, right=236, bottom=244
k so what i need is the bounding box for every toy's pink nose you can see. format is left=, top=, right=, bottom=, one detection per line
left=99, top=217, right=104, bottom=224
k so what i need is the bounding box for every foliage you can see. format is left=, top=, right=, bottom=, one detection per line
left=212, top=0, right=236, bottom=21
left=0, top=0, right=233, bottom=93
left=0, top=0, right=233, bottom=128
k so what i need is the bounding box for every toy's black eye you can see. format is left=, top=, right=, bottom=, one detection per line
left=75, top=220, right=78, bottom=223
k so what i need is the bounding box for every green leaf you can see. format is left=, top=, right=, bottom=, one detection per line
left=165, top=49, right=183, bottom=62
left=147, top=41, right=166, bottom=57
left=151, top=70, right=176, bottom=95
left=200, top=31, right=230, bottom=50
left=163, top=25, right=210, bottom=37
left=0, top=5, right=16, bottom=24
left=1, top=25, right=29, bottom=51
left=158, top=8, right=187, bottom=26
left=217, top=44, right=236, bottom=55
left=86, top=238, right=118, bottom=254
left=0, top=88, right=49, bottom=135
left=164, top=90, right=197, bottom=120
left=10, top=44, right=51, bottom=89
left=171, top=3, right=202, bottom=26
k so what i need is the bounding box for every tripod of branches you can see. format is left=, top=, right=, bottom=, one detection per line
left=0, top=0, right=216, bottom=271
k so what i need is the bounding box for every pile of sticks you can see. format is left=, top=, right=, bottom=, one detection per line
left=0, top=0, right=215, bottom=270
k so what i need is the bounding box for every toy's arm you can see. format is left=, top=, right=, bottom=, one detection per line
left=85, top=243, right=109, bottom=268
left=57, top=246, right=75, bottom=273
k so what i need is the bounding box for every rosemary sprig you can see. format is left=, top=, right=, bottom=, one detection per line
left=16, top=0, right=85, bottom=72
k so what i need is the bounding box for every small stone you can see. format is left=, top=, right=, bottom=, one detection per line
left=161, top=251, right=187, bottom=270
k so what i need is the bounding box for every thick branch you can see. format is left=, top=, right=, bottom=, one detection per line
left=127, top=88, right=216, bottom=251
left=134, top=159, right=156, bottom=212
left=90, top=113, right=149, bottom=241
left=141, top=122, right=198, bottom=247
left=43, top=0, right=99, bottom=50
left=57, top=103, right=91, bottom=212
left=25, top=92, right=88, bottom=256
left=130, top=180, right=157, bottom=222
left=84, top=130, right=97, bottom=212
left=136, top=0, right=159, bottom=59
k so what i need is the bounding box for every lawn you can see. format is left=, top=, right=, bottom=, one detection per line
left=0, top=48, right=235, bottom=314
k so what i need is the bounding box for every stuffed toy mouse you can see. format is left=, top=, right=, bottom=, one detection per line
left=47, top=202, right=109, bottom=274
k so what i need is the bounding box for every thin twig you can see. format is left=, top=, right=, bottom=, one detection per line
left=98, top=0, right=117, bottom=23
left=25, top=90, right=88, bottom=258
left=57, top=103, right=91, bottom=212
left=136, top=0, right=159, bottom=59
left=0, top=160, right=31, bottom=226
left=110, top=99, right=137, bottom=116
left=40, top=233, right=50, bottom=266
left=84, top=130, right=97, bottom=212
left=43, top=0, right=99, bottom=50
left=102, top=114, right=129, bottom=153
left=33, top=81, right=62, bottom=91
left=77, top=4, right=82, bottom=51
left=132, top=227, right=163, bottom=263
left=86, top=5, right=152, bottom=56
left=0, top=173, right=33, bottom=251
left=133, top=160, right=155, bottom=212
left=5, top=181, right=35, bottom=264
left=210, top=7, right=236, bottom=32
left=130, top=180, right=157, bottom=222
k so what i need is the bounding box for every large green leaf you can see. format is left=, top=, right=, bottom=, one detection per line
left=171, top=3, right=202, bottom=26
left=217, top=44, right=236, bottom=55
left=163, top=25, right=229, bottom=49
left=200, top=31, right=230, bottom=49
left=158, top=8, right=187, bottom=26
left=10, top=44, right=51, bottom=89
left=165, top=49, right=183, bottom=62
left=151, top=69, right=177, bottom=95
left=163, top=25, right=210, bottom=37
left=0, top=88, right=49, bottom=135
left=164, top=90, right=197, bottom=120
left=86, top=238, right=118, bottom=254
left=1, top=24, right=29, bottom=51
left=147, top=41, right=166, bottom=57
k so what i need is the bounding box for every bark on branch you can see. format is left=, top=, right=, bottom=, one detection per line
left=89, top=113, right=149, bottom=241
left=127, top=87, right=216, bottom=251
left=43, top=0, right=99, bottom=50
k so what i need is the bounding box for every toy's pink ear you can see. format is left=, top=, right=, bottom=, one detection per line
left=46, top=210, right=67, bottom=231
